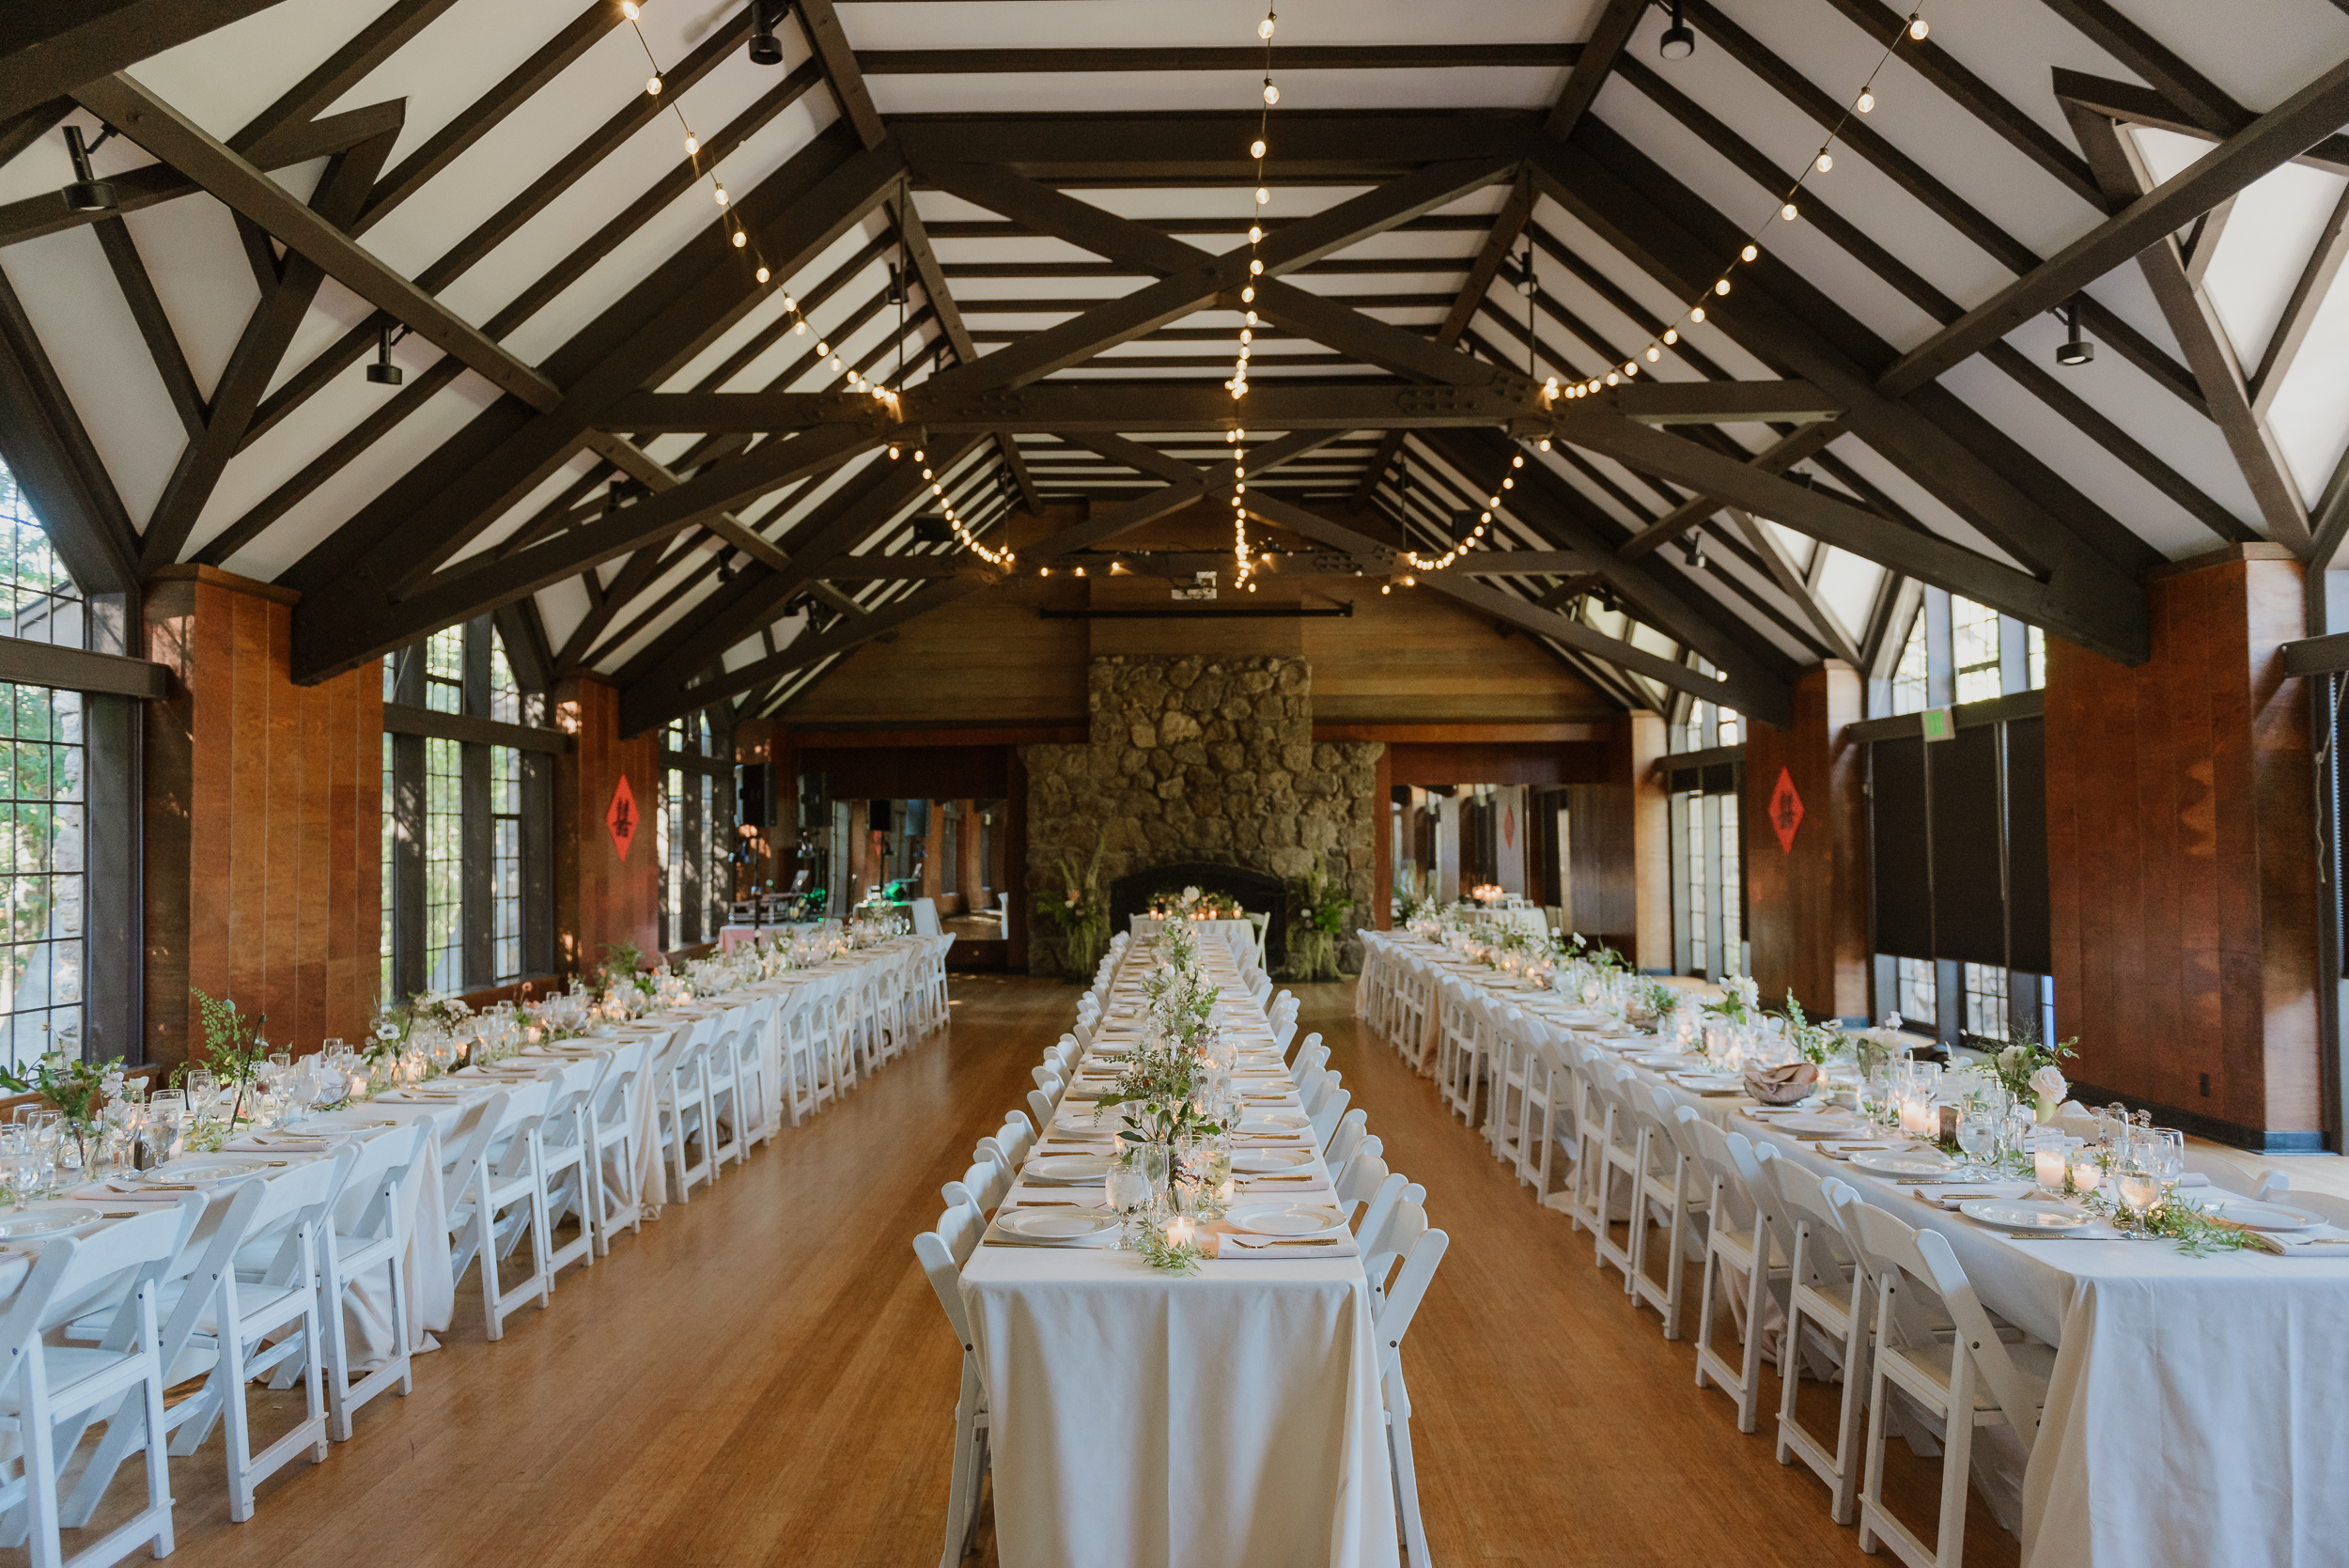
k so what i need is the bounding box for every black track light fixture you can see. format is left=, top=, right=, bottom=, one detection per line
left=1659, top=0, right=1697, bottom=60
left=63, top=125, right=118, bottom=214
left=366, top=322, right=404, bottom=385
left=886, top=261, right=906, bottom=307
left=747, top=0, right=786, bottom=66
left=1682, top=535, right=1706, bottom=571
left=2056, top=297, right=2095, bottom=366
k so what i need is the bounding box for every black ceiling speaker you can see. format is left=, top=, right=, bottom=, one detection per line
left=2056, top=299, right=2095, bottom=366
left=748, top=0, right=786, bottom=65
left=912, top=515, right=954, bottom=544
left=366, top=322, right=403, bottom=385
left=1659, top=0, right=1697, bottom=60
left=63, top=126, right=117, bottom=213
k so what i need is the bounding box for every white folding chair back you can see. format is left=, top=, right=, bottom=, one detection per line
left=913, top=1211, right=990, bottom=1568
left=1685, top=1114, right=1781, bottom=1433
left=1307, top=1080, right=1351, bottom=1150
left=1321, top=1109, right=1370, bottom=1184
left=1364, top=1199, right=1450, bottom=1568
left=1761, top=1156, right=1868, bottom=1523
left=317, top=1122, right=432, bottom=1440
left=1, top=1195, right=203, bottom=1568
left=588, top=1037, right=647, bottom=1248
left=1849, top=1203, right=2053, bottom=1568
left=1334, top=1157, right=1395, bottom=1229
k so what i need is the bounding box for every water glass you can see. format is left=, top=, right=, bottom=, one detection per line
left=1954, top=1110, right=1997, bottom=1172
left=1105, top=1165, right=1153, bottom=1250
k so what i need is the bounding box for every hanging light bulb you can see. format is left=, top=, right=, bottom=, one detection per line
left=622, top=0, right=640, bottom=16
left=1251, top=138, right=1267, bottom=159
left=815, top=340, right=829, bottom=357
left=714, top=186, right=729, bottom=208
left=1662, top=328, right=1678, bottom=345
left=1741, top=243, right=1758, bottom=262
left=1248, top=225, right=1263, bottom=244
left=1814, top=151, right=1833, bottom=173
left=1856, top=89, right=1875, bottom=112
left=1241, top=285, right=1255, bottom=303
left=1781, top=201, right=1798, bottom=222
left=756, top=265, right=770, bottom=284
left=1690, top=306, right=1706, bottom=323
left=1255, top=186, right=1270, bottom=206
left=732, top=229, right=746, bottom=248
left=1259, top=13, right=1276, bottom=39
left=1262, top=81, right=1280, bottom=106
left=646, top=75, right=662, bottom=96
left=685, top=134, right=699, bottom=157
left=1714, top=278, right=1732, bottom=295
left=1645, top=346, right=1661, bottom=362
left=1907, top=16, right=1929, bottom=39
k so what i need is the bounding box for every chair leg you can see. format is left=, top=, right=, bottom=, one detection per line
left=141, top=1347, right=175, bottom=1557
left=1385, top=1396, right=1433, bottom=1567
left=477, top=1181, right=506, bottom=1342
left=222, top=1325, right=258, bottom=1522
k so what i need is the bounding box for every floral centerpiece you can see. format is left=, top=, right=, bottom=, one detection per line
left=1285, top=855, right=1355, bottom=982
left=0, top=1048, right=125, bottom=1170
left=1090, top=924, right=1230, bottom=1271
left=1034, top=829, right=1110, bottom=981
left=1394, top=867, right=1439, bottom=924
left=1987, top=1021, right=2077, bottom=1123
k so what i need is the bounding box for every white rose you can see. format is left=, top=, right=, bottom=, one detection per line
left=2028, top=1064, right=2067, bottom=1101
left=1881, top=1011, right=1903, bottom=1032
left=1998, top=1046, right=2024, bottom=1071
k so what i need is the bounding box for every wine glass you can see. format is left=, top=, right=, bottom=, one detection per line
left=1105, top=1164, right=1153, bottom=1250
left=1954, top=1109, right=1996, bottom=1176
left=2151, top=1128, right=2186, bottom=1194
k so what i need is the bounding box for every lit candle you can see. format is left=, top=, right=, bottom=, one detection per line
left=1165, top=1215, right=1197, bottom=1249
left=2069, top=1157, right=2102, bottom=1195
left=2034, top=1141, right=2068, bottom=1192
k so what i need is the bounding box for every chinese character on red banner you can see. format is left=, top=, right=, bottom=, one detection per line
left=607, top=775, right=638, bottom=862
left=1769, top=767, right=1803, bottom=854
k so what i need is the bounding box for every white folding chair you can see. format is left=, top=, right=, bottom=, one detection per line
left=1626, top=1085, right=1704, bottom=1338
left=451, top=1095, right=553, bottom=1341
left=702, top=1016, right=747, bottom=1175
left=1582, top=1068, right=1648, bottom=1291
left=1321, top=1109, right=1370, bottom=1185
left=913, top=1205, right=989, bottom=1568
left=776, top=988, right=821, bottom=1126
left=1686, top=1115, right=1783, bottom=1433
left=1, top=1196, right=202, bottom=1568
left=315, top=1122, right=431, bottom=1440
left=1761, top=1157, right=1869, bottom=1523
left=653, top=1026, right=720, bottom=1203
left=1849, top=1203, right=2052, bottom=1568
left=536, top=1061, right=601, bottom=1282
left=586, top=1038, right=647, bottom=1250
left=1363, top=1196, right=1450, bottom=1568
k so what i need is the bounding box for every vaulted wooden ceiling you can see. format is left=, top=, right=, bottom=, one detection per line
left=3, top=0, right=2346, bottom=736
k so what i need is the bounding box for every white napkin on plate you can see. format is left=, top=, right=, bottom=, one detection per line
left=1909, top=1182, right=2035, bottom=1210
left=1217, top=1233, right=1359, bottom=1259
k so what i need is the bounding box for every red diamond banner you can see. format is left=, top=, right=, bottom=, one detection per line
left=607, top=775, right=639, bottom=862
left=1769, top=767, right=1804, bottom=855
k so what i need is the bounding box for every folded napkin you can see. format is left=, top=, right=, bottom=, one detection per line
left=2242, top=1229, right=2349, bottom=1256
left=1743, top=1061, right=1822, bottom=1106
left=224, top=1136, right=336, bottom=1154
left=66, top=1185, right=186, bottom=1203
left=1217, top=1233, right=1359, bottom=1259
left=1910, top=1182, right=2035, bottom=1209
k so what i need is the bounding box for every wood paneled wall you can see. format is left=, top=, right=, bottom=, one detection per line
left=2045, top=549, right=2321, bottom=1148
left=552, top=676, right=659, bottom=976
left=1743, top=663, right=1868, bottom=1021
left=142, top=567, right=381, bottom=1066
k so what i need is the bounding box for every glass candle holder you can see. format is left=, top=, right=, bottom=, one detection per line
left=2032, top=1132, right=2069, bottom=1192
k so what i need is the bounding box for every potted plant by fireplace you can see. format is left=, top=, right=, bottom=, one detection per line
left=1037, top=829, right=1111, bottom=981
left=1284, top=854, right=1355, bottom=982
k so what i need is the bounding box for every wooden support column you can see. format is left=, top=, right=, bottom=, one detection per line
left=1744, top=661, right=1868, bottom=1020
left=1373, top=745, right=1393, bottom=929
left=141, top=567, right=381, bottom=1066
left=921, top=799, right=945, bottom=903
left=551, top=675, right=658, bottom=978
left=1005, top=750, right=1029, bottom=970
left=1629, top=711, right=1672, bottom=972
left=2046, top=546, right=2322, bottom=1151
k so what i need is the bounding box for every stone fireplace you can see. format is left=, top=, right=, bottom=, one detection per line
left=1022, top=655, right=1381, bottom=978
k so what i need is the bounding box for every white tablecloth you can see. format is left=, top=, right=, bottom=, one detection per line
left=1128, top=914, right=1262, bottom=963
left=1455, top=906, right=1548, bottom=936
left=962, top=939, right=1399, bottom=1568
left=1401, top=937, right=2349, bottom=1568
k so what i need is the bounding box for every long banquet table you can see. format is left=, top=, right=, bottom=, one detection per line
left=1385, top=932, right=2349, bottom=1568
left=961, top=934, right=1400, bottom=1568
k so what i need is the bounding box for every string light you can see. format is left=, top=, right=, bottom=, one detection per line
left=1577, top=6, right=1932, bottom=389
left=1227, top=5, right=1278, bottom=587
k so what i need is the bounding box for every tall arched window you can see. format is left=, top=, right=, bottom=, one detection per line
left=380, top=616, right=553, bottom=1005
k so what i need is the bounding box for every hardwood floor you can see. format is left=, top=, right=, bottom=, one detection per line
left=86, top=974, right=2017, bottom=1566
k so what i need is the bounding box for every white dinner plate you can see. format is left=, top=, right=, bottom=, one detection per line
left=2187, top=1195, right=2326, bottom=1232
left=1225, top=1202, right=1346, bottom=1238
left=0, top=1206, right=100, bottom=1239
left=149, top=1157, right=269, bottom=1183
left=1052, top=1110, right=1111, bottom=1133
left=1024, top=1155, right=1114, bottom=1184
left=1231, top=1149, right=1314, bottom=1174
left=996, top=1207, right=1121, bottom=1245
left=1960, top=1199, right=2095, bottom=1233
left=1237, top=1110, right=1310, bottom=1133
left=1846, top=1152, right=1956, bottom=1178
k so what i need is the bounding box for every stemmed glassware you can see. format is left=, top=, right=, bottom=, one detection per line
left=1105, top=1161, right=1153, bottom=1250
left=1953, top=1105, right=1998, bottom=1177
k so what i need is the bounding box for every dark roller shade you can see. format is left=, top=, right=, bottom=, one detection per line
left=1928, top=723, right=2007, bottom=968
left=2004, top=716, right=2050, bottom=973
left=1870, top=736, right=1932, bottom=959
